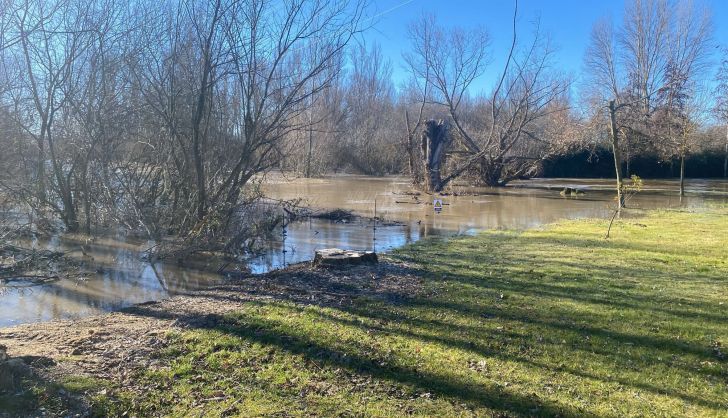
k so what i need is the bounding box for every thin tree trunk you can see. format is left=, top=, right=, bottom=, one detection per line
left=724, top=125, right=727, bottom=178
left=679, top=154, right=685, bottom=197
left=36, top=136, right=45, bottom=204
left=84, top=196, right=91, bottom=234
left=47, top=129, right=79, bottom=232
left=82, top=165, right=91, bottom=235
left=192, top=104, right=207, bottom=221
left=306, top=124, right=313, bottom=178
left=191, top=0, right=222, bottom=221
left=404, top=110, right=416, bottom=179
left=608, top=101, right=624, bottom=208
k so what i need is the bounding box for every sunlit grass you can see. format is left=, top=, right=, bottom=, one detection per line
left=89, top=207, right=728, bottom=416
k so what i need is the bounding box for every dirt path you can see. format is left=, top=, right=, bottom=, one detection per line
left=0, top=260, right=423, bottom=417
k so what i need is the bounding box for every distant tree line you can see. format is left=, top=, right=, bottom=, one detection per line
left=543, top=146, right=728, bottom=179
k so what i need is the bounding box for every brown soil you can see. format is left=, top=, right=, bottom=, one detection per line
left=0, top=259, right=424, bottom=417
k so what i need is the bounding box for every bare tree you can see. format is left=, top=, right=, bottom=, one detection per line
left=652, top=0, right=712, bottom=196
left=715, top=46, right=728, bottom=178
left=586, top=0, right=714, bottom=203
left=654, top=88, right=711, bottom=195
left=340, top=43, right=402, bottom=175
left=4, top=0, right=98, bottom=231
left=403, top=13, right=488, bottom=191
left=404, top=4, right=573, bottom=192
left=584, top=0, right=674, bottom=207
left=116, top=0, right=366, bottom=252
left=584, top=19, right=627, bottom=205
left=401, top=77, right=429, bottom=183
left=620, top=0, right=671, bottom=115
left=64, top=0, right=136, bottom=233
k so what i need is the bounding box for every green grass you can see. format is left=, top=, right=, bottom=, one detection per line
left=0, top=373, right=110, bottom=417
left=95, top=208, right=728, bottom=416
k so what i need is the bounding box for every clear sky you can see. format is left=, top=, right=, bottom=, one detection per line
left=361, top=0, right=728, bottom=94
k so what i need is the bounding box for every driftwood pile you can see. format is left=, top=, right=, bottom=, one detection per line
left=0, top=244, right=68, bottom=285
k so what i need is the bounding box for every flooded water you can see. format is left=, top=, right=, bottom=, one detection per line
left=2, top=176, right=727, bottom=327
left=0, top=234, right=226, bottom=327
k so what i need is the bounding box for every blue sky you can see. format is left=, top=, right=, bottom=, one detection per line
left=361, top=0, right=728, bottom=94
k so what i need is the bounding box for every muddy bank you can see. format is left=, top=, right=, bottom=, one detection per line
left=0, top=258, right=424, bottom=417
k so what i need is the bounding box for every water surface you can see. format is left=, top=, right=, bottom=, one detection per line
left=2, top=176, right=726, bottom=327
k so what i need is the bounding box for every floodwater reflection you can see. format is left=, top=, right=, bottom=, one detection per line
left=2, top=176, right=726, bottom=326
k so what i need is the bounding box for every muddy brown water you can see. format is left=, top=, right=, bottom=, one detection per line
left=2, top=176, right=727, bottom=327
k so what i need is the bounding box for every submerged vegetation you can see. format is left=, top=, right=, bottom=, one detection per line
left=2, top=207, right=726, bottom=416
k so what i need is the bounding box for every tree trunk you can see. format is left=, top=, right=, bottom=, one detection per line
left=192, top=132, right=206, bottom=220
left=420, top=120, right=448, bottom=193
left=407, top=135, right=416, bottom=179
left=36, top=137, right=45, bottom=204
left=479, top=156, right=502, bottom=187
left=47, top=131, right=79, bottom=232
left=404, top=110, right=417, bottom=181
left=60, top=187, right=79, bottom=233
left=679, top=154, right=685, bottom=197
left=305, top=124, right=313, bottom=178
left=191, top=4, right=221, bottom=221
left=82, top=167, right=92, bottom=235
left=62, top=187, right=79, bottom=233
left=608, top=101, right=624, bottom=208
left=724, top=125, right=727, bottom=178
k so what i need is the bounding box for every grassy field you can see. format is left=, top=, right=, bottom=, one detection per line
left=7, top=207, right=728, bottom=417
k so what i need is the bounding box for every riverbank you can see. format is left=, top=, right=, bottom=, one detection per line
left=2, top=206, right=727, bottom=417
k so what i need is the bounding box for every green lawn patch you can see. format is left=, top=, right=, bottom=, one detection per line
left=94, top=208, right=728, bottom=417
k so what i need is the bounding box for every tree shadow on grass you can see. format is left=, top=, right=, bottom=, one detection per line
left=123, top=303, right=592, bottom=417
left=0, top=354, right=90, bottom=417
left=304, top=306, right=727, bottom=411
left=410, top=260, right=728, bottom=324
left=120, top=266, right=727, bottom=416
left=395, top=232, right=727, bottom=323
left=115, top=227, right=728, bottom=417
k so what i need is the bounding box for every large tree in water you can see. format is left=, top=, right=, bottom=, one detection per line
left=403, top=1, right=573, bottom=192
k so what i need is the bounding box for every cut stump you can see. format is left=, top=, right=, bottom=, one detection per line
left=313, top=249, right=378, bottom=268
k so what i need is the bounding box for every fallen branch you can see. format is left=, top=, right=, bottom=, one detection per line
left=0, top=275, right=60, bottom=286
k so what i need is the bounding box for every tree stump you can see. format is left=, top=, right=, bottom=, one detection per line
left=421, top=119, right=449, bottom=192
left=313, top=249, right=378, bottom=268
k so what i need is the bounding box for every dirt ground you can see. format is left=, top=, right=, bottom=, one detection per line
left=0, top=259, right=424, bottom=417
